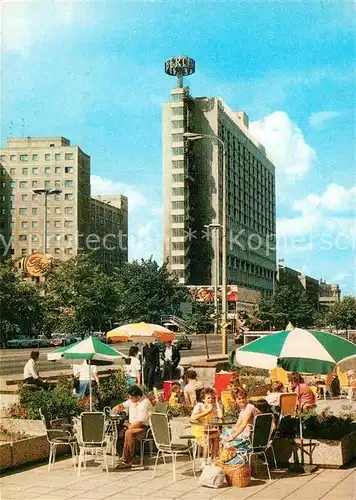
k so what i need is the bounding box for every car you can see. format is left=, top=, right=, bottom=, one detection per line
left=173, top=334, right=192, bottom=350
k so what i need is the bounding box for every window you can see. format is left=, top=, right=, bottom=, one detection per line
left=172, top=107, right=184, bottom=115
left=54, top=248, right=60, bottom=255
left=172, top=201, right=184, bottom=209
left=172, top=241, right=185, bottom=250
left=172, top=187, right=184, bottom=196
left=172, top=255, right=185, bottom=264
left=172, top=228, right=184, bottom=237
left=55, top=153, right=61, bottom=160
left=19, top=181, right=28, bottom=188
left=64, top=166, right=73, bottom=173
left=172, top=120, right=184, bottom=129
left=54, top=180, right=61, bottom=187
left=172, top=134, right=183, bottom=142
left=65, top=207, right=73, bottom=214
left=32, top=180, right=39, bottom=187
left=0, top=155, right=6, bottom=161
left=64, top=234, right=73, bottom=241
left=65, top=153, right=73, bottom=160
left=64, top=180, right=73, bottom=187
left=55, top=167, right=61, bottom=174
left=10, top=155, right=16, bottom=162
left=55, top=207, right=61, bottom=214
left=172, top=160, right=184, bottom=169
left=172, top=94, right=183, bottom=102
left=64, top=220, right=73, bottom=228
left=21, top=248, right=27, bottom=256
left=10, top=168, right=16, bottom=175
left=32, top=154, right=39, bottom=161
left=22, top=168, right=28, bottom=175
left=32, top=167, right=39, bottom=175
left=45, top=154, right=50, bottom=161
left=31, top=234, right=39, bottom=242
left=10, top=181, right=16, bottom=189
left=32, top=221, right=38, bottom=228
left=21, top=194, right=28, bottom=201
left=54, top=234, right=61, bottom=241
left=10, top=194, right=15, bottom=201
left=21, top=221, right=28, bottom=229
left=54, top=193, right=61, bottom=201
left=172, top=214, right=184, bottom=223
left=172, top=147, right=184, bottom=155
left=54, top=220, right=61, bottom=228
left=172, top=173, right=184, bottom=182
left=45, top=181, right=51, bottom=188
left=0, top=195, right=5, bottom=201
left=65, top=193, right=73, bottom=200
left=32, top=208, right=38, bottom=215
left=19, top=233, right=27, bottom=241
left=1, top=182, right=5, bottom=188
left=45, top=167, right=51, bottom=175
left=20, top=155, right=28, bottom=161
left=64, top=248, right=73, bottom=255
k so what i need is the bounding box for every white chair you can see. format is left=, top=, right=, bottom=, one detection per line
left=76, top=412, right=109, bottom=475
left=149, top=412, right=196, bottom=482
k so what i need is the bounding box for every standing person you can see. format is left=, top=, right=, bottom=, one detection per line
left=76, top=360, right=100, bottom=397
left=142, top=341, right=160, bottom=391
left=123, top=346, right=142, bottom=386
left=23, top=351, right=50, bottom=389
left=161, top=340, right=180, bottom=381
left=112, top=385, right=153, bottom=469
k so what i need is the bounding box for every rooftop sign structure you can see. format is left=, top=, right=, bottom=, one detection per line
left=164, top=56, right=195, bottom=88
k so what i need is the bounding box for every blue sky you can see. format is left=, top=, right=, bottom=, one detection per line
left=1, top=0, right=355, bottom=294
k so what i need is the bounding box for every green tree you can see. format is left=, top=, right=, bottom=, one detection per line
left=44, top=254, right=118, bottom=334
left=326, top=296, right=356, bottom=330
left=187, top=302, right=214, bottom=334
left=113, top=258, right=188, bottom=324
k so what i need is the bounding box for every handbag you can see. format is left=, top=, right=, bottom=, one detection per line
left=198, top=463, right=225, bottom=489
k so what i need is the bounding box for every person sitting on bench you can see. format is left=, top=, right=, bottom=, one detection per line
left=23, top=351, right=50, bottom=390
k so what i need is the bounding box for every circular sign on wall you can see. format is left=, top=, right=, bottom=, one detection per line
left=24, top=252, right=51, bottom=277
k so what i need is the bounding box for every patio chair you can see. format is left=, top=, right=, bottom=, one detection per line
left=279, top=393, right=297, bottom=418
left=154, top=402, right=168, bottom=413
left=247, top=413, right=275, bottom=481
left=39, top=408, right=78, bottom=472
left=77, top=411, right=109, bottom=475
left=149, top=412, right=196, bottom=482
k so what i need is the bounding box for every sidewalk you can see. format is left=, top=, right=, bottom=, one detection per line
left=1, top=455, right=355, bottom=500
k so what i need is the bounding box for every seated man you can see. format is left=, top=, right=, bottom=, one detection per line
left=112, top=385, right=153, bottom=468
left=23, top=351, right=50, bottom=390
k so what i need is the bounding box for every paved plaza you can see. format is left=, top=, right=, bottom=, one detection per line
left=1, top=455, right=355, bottom=500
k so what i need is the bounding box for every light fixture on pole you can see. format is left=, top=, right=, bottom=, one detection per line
left=32, top=188, right=62, bottom=254
left=183, top=132, right=228, bottom=355
left=204, top=223, right=222, bottom=336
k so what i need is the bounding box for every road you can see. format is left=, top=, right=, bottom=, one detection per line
left=0, top=335, right=237, bottom=377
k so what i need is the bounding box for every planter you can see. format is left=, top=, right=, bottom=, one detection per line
left=0, top=417, right=45, bottom=436
left=0, top=443, right=12, bottom=470
left=272, top=432, right=356, bottom=469
left=11, top=435, right=50, bottom=467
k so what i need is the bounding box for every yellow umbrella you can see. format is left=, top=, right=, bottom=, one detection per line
left=107, top=322, right=175, bottom=344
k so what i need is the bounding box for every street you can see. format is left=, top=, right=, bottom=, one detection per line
left=0, top=335, right=237, bottom=377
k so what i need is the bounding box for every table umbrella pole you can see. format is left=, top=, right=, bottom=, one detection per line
left=89, top=359, right=92, bottom=412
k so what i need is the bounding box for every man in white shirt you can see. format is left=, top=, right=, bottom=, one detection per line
left=162, top=341, right=180, bottom=381
left=23, top=351, right=49, bottom=389
left=73, top=360, right=99, bottom=396
left=112, top=385, right=153, bottom=468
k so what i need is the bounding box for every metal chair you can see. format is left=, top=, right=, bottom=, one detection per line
left=149, top=412, right=196, bottom=482
left=247, top=413, right=275, bottom=481
left=77, top=412, right=109, bottom=475
left=39, top=408, right=77, bottom=472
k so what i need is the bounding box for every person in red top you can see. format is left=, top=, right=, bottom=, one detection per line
left=290, top=373, right=316, bottom=412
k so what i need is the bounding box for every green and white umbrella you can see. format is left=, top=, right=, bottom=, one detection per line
left=235, top=328, right=356, bottom=375
left=48, top=336, right=125, bottom=410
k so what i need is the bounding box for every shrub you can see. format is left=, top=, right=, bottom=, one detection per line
left=95, top=370, right=127, bottom=410
left=302, top=405, right=356, bottom=440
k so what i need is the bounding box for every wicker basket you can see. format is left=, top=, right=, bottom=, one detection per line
left=218, top=462, right=251, bottom=487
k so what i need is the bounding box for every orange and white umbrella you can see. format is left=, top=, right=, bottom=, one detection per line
left=107, top=322, right=175, bottom=344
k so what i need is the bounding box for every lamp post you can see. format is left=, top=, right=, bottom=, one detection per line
left=183, top=132, right=228, bottom=354
left=32, top=188, right=62, bottom=254
left=204, top=223, right=222, bottom=335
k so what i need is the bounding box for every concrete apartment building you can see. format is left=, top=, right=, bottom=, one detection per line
left=0, top=137, right=128, bottom=271
left=163, top=59, right=276, bottom=298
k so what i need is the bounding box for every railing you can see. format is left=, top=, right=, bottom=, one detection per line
left=161, top=314, right=194, bottom=333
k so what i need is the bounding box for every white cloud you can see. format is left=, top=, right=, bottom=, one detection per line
left=308, top=111, right=342, bottom=128
left=151, top=205, right=163, bottom=217
left=250, top=112, right=317, bottom=183
left=276, top=215, right=319, bottom=237
left=90, top=175, right=146, bottom=212
left=293, top=184, right=356, bottom=215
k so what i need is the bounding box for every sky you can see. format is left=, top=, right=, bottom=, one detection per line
left=1, top=0, right=355, bottom=294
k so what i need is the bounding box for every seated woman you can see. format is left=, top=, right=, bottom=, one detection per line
left=265, top=381, right=284, bottom=410
left=190, top=387, right=223, bottom=460
left=220, top=389, right=261, bottom=465
left=290, top=373, right=316, bottom=412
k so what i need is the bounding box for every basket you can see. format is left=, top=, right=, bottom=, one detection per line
left=218, top=462, right=251, bottom=487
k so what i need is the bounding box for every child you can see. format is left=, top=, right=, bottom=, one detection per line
left=190, top=387, right=223, bottom=460
left=168, top=382, right=184, bottom=408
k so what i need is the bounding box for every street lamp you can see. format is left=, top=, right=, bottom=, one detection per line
left=204, top=223, right=222, bottom=336
left=183, top=132, right=228, bottom=354
left=32, top=188, right=62, bottom=254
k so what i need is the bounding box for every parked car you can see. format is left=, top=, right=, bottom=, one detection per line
left=173, top=333, right=192, bottom=350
